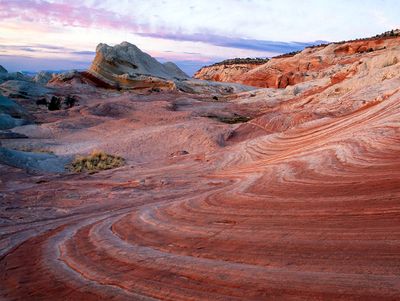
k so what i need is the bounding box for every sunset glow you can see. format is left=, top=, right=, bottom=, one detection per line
left=1, top=0, right=399, bottom=74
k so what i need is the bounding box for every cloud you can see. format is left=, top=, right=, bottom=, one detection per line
left=138, top=32, right=326, bottom=54
left=0, top=55, right=91, bottom=72
left=0, top=44, right=96, bottom=56
left=71, top=51, right=96, bottom=55
left=0, top=0, right=324, bottom=55
left=0, top=0, right=148, bottom=32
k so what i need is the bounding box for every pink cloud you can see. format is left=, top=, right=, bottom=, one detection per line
left=0, top=0, right=320, bottom=54
left=0, top=0, right=149, bottom=32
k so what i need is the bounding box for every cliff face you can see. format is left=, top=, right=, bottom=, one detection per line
left=194, top=63, right=262, bottom=82
left=195, top=35, right=400, bottom=88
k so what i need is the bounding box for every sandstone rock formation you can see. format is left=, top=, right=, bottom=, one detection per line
left=0, top=80, right=52, bottom=98
left=194, top=58, right=268, bottom=82
left=163, top=61, right=189, bottom=78
left=195, top=34, right=400, bottom=88
left=88, top=41, right=188, bottom=90
left=194, top=62, right=261, bottom=82
left=1, top=32, right=400, bottom=300
left=46, top=42, right=254, bottom=95
left=33, top=71, right=53, bottom=84
left=0, top=71, right=30, bottom=84
left=0, top=95, right=31, bottom=130
left=0, top=95, right=29, bottom=117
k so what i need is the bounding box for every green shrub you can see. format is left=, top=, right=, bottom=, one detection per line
left=69, top=150, right=124, bottom=173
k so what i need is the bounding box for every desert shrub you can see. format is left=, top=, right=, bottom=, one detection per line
left=48, top=96, right=61, bottom=111
left=217, top=115, right=251, bottom=124
left=204, top=113, right=251, bottom=124
left=36, top=98, right=48, bottom=106
left=64, top=96, right=77, bottom=108
left=69, top=150, right=124, bottom=173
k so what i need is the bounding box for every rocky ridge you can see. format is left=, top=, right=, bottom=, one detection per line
left=195, top=31, right=400, bottom=88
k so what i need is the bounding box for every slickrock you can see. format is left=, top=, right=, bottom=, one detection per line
left=0, top=95, right=31, bottom=129
left=1, top=33, right=400, bottom=300
left=0, top=80, right=52, bottom=98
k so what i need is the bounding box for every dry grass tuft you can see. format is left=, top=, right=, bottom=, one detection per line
left=69, top=150, right=124, bottom=173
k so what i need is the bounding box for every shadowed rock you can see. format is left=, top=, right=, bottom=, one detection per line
left=0, top=80, right=52, bottom=98
left=0, top=95, right=29, bottom=117
left=163, top=62, right=190, bottom=79
left=0, top=147, right=69, bottom=173
left=0, top=113, right=29, bottom=130
left=0, top=65, right=7, bottom=73
left=0, top=96, right=32, bottom=129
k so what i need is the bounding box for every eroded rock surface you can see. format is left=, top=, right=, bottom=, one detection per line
left=195, top=35, right=400, bottom=89
left=1, top=34, right=400, bottom=300
left=87, top=42, right=187, bottom=90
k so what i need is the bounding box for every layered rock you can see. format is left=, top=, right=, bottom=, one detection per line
left=194, top=62, right=261, bottom=82
left=194, top=58, right=269, bottom=82
left=195, top=34, right=400, bottom=88
left=87, top=42, right=188, bottom=90
left=2, top=32, right=400, bottom=301
left=0, top=80, right=52, bottom=98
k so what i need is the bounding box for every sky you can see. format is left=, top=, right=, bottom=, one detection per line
left=0, top=0, right=399, bottom=75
